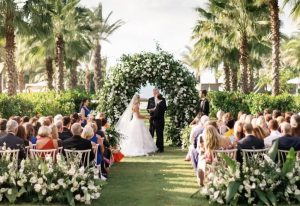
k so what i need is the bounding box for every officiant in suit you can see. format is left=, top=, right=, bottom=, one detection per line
left=198, top=89, right=209, bottom=116
left=151, top=94, right=167, bottom=152
left=147, top=88, right=166, bottom=137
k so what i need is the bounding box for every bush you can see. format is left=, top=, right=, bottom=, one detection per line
left=208, top=91, right=300, bottom=119
left=0, top=90, right=95, bottom=119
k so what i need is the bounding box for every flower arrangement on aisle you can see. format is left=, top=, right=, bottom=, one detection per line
left=0, top=152, right=103, bottom=206
left=201, top=141, right=300, bottom=205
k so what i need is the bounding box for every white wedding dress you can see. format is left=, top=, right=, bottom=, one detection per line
left=116, top=95, right=157, bottom=157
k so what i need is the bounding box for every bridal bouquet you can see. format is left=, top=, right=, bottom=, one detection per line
left=202, top=142, right=300, bottom=205
left=0, top=152, right=103, bottom=206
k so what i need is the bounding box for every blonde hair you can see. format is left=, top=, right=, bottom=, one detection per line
left=50, top=124, right=59, bottom=140
left=82, top=125, right=94, bottom=139
left=204, top=125, right=220, bottom=153
left=253, top=126, right=269, bottom=140
left=38, top=126, right=51, bottom=138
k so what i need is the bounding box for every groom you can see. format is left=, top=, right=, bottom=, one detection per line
left=150, top=94, right=167, bottom=153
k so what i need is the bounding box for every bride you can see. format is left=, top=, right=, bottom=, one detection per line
left=116, top=94, right=157, bottom=156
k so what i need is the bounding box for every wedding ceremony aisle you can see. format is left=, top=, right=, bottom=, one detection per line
left=98, top=146, right=205, bottom=206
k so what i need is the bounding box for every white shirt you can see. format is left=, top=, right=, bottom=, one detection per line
left=264, top=130, right=282, bottom=147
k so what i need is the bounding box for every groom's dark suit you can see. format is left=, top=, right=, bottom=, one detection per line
left=147, top=97, right=166, bottom=138
left=151, top=100, right=167, bottom=152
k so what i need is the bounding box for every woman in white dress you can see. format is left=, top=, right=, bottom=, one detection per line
left=116, top=94, right=157, bottom=156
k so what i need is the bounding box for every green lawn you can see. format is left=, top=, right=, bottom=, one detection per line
left=97, top=146, right=207, bottom=206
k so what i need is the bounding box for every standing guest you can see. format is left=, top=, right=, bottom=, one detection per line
left=16, top=125, right=29, bottom=146
left=291, top=114, right=300, bottom=137
left=264, top=120, right=281, bottom=147
left=80, top=98, right=90, bottom=127
left=0, top=119, right=7, bottom=138
left=0, top=120, right=26, bottom=160
left=198, top=90, right=209, bottom=116
left=276, top=122, right=300, bottom=150
left=50, top=124, right=62, bottom=147
left=23, top=123, right=36, bottom=145
left=62, top=123, right=95, bottom=163
left=36, top=126, right=58, bottom=150
left=236, top=123, right=264, bottom=162
left=59, top=116, right=72, bottom=141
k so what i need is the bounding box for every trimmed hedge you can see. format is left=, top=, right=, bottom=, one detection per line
left=0, top=90, right=95, bottom=118
left=208, top=91, right=300, bottom=118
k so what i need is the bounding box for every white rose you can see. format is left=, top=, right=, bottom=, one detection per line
left=75, top=194, right=81, bottom=201
left=30, top=176, right=37, bottom=184
left=38, top=178, right=43, bottom=185
left=34, top=184, right=42, bottom=192
left=46, top=196, right=52, bottom=202
left=7, top=189, right=12, bottom=195
left=57, top=179, right=64, bottom=186
left=42, top=189, right=47, bottom=195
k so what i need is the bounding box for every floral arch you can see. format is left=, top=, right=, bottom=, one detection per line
left=98, top=50, right=198, bottom=144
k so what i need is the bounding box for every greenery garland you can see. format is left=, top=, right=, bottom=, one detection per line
left=97, top=50, right=198, bottom=144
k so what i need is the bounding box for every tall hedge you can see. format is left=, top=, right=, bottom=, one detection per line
left=0, top=90, right=95, bottom=118
left=208, top=91, right=300, bottom=118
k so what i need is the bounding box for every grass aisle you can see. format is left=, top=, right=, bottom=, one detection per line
left=98, top=146, right=206, bottom=206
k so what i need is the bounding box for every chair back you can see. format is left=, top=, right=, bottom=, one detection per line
left=241, top=148, right=269, bottom=161
left=0, top=149, right=20, bottom=168
left=212, top=149, right=237, bottom=164
left=25, top=146, right=30, bottom=157
left=278, top=150, right=300, bottom=164
left=31, top=144, right=37, bottom=149
left=64, top=149, right=91, bottom=168
left=92, top=144, right=99, bottom=165
left=30, top=149, right=57, bottom=160
left=57, top=147, right=63, bottom=154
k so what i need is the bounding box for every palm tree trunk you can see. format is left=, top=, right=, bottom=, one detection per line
left=239, top=32, right=249, bottom=94
left=56, top=34, right=65, bottom=91
left=269, top=0, right=280, bottom=96
left=93, top=39, right=102, bottom=92
left=230, top=67, right=238, bottom=91
left=18, top=70, right=25, bottom=92
left=248, top=67, right=254, bottom=92
left=45, top=57, right=54, bottom=90
left=5, top=7, right=17, bottom=96
left=85, top=66, right=91, bottom=93
left=223, top=63, right=230, bottom=91
left=69, top=63, right=78, bottom=89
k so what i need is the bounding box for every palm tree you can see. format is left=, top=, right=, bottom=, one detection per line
left=181, top=46, right=202, bottom=83
left=0, top=0, right=22, bottom=95
left=89, top=3, right=123, bottom=92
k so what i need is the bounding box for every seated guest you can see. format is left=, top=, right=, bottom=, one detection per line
left=190, top=112, right=202, bottom=126
left=62, top=123, right=95, bottom=163
left=253, top=126, right=269, bottom=140
left=23, top=123, right=36, bottom=145
left=276, top=122, right=300, bottom=151
left=50, top=124, right=62, bottom=147
left=0, top=119, right=7, bottom=138
left=245, top=115, right=253, bottom=124
left=236, top=123, right=264, bottom=162
left=0, top=120, right=26, bottom=160
left=291, top=114, right=300, bottom=137
left=20, top=116, right=30, bottom=125
left=264, top=120, right=281, bottom=147
left=82, top=125, right=103, bottom=166
left=16, top=125, right=29, bottom=146
left=232, top=121, right=244, bottom=146
left=36, top=126, right=58, bottom=150
left=196, top=125, right=230, bottom=186
left=224, top=119, right=235, bottom=142
left=59, top=116, right=72, bottom=141
left=256, top=116, right=268, bottom=131
left=277, top=116, right=284, bottom=125
left=54, top=114, right=63, bottom=124
left=71, top=113, right=81, bottom=125
left=219, top=113, right=232, bottom=134
left=273, top=110, right=281, bottom=120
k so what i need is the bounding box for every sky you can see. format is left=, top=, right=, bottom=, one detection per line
left=79, top=0, right=298, bottom=97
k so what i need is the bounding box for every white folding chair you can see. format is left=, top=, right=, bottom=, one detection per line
left=241, top=148, right=269, bottom=161
left=92, top=144, right=99, bottom=165
left=31, top=144, right=37, bottom=149
left=0, top=149, right=20, bottom=168
left=278, top=150, right=300, bottom=164
left=213, top=149, right=237, bottom=164
left=30, top=149, right=57, bottom=160
left=25, top=146, right=30, bottom=157
left=64, top=149, right=91, bottom=168
left=57, top=147, right=63, bottom=154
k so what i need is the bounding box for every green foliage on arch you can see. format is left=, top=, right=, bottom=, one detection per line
left=97, top=50, right=198, bottom=144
